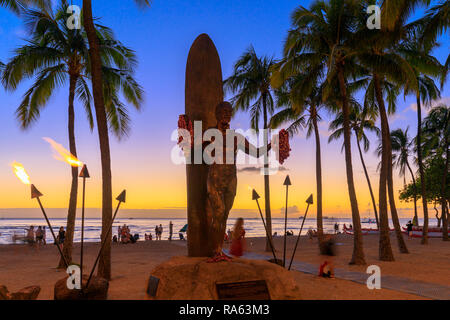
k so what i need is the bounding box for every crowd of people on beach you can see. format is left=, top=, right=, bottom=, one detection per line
left=19, top=225, right=66, bottom=250
left=114, top=224, right=139, bottom=244
left=114, top=221, right=178, bottom=244
left=25, top=225, right=47, bottom=247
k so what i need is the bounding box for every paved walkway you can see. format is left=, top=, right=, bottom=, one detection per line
left=232, top=251, right=450, bottom=300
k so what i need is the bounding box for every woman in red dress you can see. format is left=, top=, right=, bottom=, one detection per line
left=230, top=218, right=246, bottom=257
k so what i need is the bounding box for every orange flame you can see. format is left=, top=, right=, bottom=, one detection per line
left=43, top=137, right=83, bottom=167
left=11, top=161, right=31, bottom=185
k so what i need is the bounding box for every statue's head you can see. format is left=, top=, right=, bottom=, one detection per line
left=215, top=101, right=232, bottom=128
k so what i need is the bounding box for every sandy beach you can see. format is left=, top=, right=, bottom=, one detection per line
left=1, top=233, right=447, bottom=300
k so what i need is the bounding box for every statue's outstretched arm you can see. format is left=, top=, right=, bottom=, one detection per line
left=237, top=134, right=271, bottom=158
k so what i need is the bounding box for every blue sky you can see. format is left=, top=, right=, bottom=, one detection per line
left=0, top=0, right=448, bottom=218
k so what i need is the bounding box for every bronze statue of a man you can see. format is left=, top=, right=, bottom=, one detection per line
left=205, top=101, right=270, bottom=257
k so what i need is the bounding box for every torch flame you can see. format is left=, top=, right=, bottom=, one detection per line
left=43, top=137, right=83, bottom=167
left=11, top=161, right=31, bottom=185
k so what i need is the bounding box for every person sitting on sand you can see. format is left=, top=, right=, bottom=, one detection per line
left=230, top=218, right=246, bottom=257
left=121, top=226, right=133, bottom=244
left=179, top=232, right=185, bottom=241
left=319, top=235, right=336, bottom=278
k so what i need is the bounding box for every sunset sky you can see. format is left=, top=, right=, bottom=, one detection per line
left=0, top=0, right=448, bottom=218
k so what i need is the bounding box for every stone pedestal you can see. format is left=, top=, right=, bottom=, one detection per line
left=54, top=275, right=108, bottom=300
left=0, top=285, right=41, bottom=300
left=146, top=256, right=302, bottom=300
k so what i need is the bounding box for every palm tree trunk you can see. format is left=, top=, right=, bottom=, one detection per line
left=406, top=161, right=418, bottom=225
left=441, top=137, right=449, bottom=240
left=312, top=106, right=323, bottom=242
left=416, top=95, right=429, bottom=244
left=83, top=0, right=113, bottom=280
left=262, top=93, right=272, bottom=252
left=386, top=135, right=409, bottom=253
left=58, top=74, right=79, bottom=268
left=373, top=74, right=394, bottom=261
left=355, top=131, right=379, bottom=228
left=434, top=201, right=441, bottom=227
left=337, top=65, right=365, bottom=265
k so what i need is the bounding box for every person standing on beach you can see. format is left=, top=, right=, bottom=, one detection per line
left=155, top=225, right=159, bottom=240
left=230, top=218, right=246, bottom=257
left=406, top=220, right=414, bottom=239
left=26, top=226, right=35, bottom=248
left=169, top=221, right=173, bottom=241
left=159, top=224, right=163, bottom=240
left=57, top=226, right=65, bottom=247
left=35, top=226, right=44, bottom=248
left=334, top=223, right=339, bottom=234
left=42, top=226, right=46, bottom=245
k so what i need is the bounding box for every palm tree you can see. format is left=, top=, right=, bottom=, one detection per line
left=360, top=64, right=412, bottom=257
left=421, top=0, right=449, bottom=87
left=422, top=104, right=450, bottom=240
left=399, top=41, right=442, bottom=245
left=390, top=128, right=419, bottom=226
left=82, top=0, right=150, bottom=280
left=224, top=46, right=276, bottom=252
left=272, top=0, right=367, bottom=264
left=270, top=73, right=325, bottom=243
left=328, top=104, right=380, bottom=229
left=381, top=0, right=445, bottom=247
left=2, top=2, right=143, bottom=268
left=419, top=1, right=449, bottom=59
left=0, top=0, right=49, bottom=14
left=353, top=1, right=447, bottom=257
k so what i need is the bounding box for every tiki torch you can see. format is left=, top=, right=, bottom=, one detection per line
left=43, top=138, right=85, bottom=267
left=79, top=164, right=90, bottom=290
left=288, top=194, right=313, bottom=270
left=86, top=190, right=126, bottom=289
left=283, top=175, right=291, bottom=268
left=252, top=189, right=278, bottom=262
left=11, top=162, right=69, bottom=268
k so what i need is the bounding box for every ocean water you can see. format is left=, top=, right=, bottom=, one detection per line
left=0, top=217, right=424, bottom=245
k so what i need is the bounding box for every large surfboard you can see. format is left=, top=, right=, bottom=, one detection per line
left=185, top=34, right=223, bottom=256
